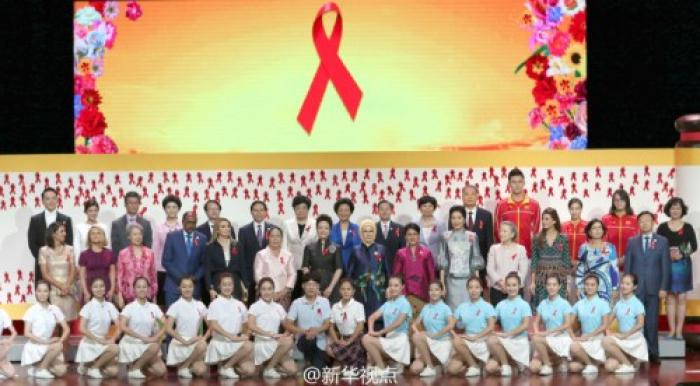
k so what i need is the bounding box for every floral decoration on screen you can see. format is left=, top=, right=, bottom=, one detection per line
left=73, top=1, right=143, bottom=154
left=517, top=0, right=587, bottom=150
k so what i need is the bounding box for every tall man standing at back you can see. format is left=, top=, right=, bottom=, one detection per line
left=624, top=211, right=670, bottom=363
left=28, top=187, right=73, bottom=281
left=494, top=168, right=540, bottom=254
left=111, top=192, right=153, bottom=266
left=461, top=184, right=493, bottom=280
left=238, top=200, right=275, bottom=305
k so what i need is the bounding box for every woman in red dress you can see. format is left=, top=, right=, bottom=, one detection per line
left=601, top=189, right=638, bottom=267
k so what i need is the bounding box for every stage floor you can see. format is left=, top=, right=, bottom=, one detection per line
left=4, top=355, right=700, bottom=386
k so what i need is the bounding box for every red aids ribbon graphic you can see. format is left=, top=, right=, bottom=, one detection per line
left=297, top=2, right=362, bottom=134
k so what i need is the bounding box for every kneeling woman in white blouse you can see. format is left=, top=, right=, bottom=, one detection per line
left=248, top=277, right=298, bottom=378
left=118, top=277, right=167, bottom=379
left=205, top=273, right=257, bottom=379
left=76, top=277, right=121, bottom=379
left=21, top=280, right=70, bottom=379
left=166, top=276, right=209, bottom=378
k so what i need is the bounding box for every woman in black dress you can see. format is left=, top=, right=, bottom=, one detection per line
left=203, top=218, right=246, bottom=303
left=657, top=197, right=697, bottom=340
left=302, top=214, right=343, bottom=303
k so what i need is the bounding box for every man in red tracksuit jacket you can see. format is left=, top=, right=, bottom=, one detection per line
left=494, top=168, right=541, bottom=255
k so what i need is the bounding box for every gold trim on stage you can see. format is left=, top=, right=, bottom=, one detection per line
left=0, top=149, right=691, bottom=171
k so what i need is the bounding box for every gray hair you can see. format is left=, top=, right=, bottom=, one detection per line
left=126, top=223, right=144, bottom=238
left=500, top=221, right=518, bottom=240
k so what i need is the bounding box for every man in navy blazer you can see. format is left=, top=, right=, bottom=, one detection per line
left=624, top=211, right=670, bottom=363
left=238, top=200, right=275, bottom=305
left=375, top=200, right=404, bottom=272
left=162, top=211, right=207, bottom=308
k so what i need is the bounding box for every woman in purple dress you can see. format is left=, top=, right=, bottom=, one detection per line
left=79, top=226, right=116, bottom=304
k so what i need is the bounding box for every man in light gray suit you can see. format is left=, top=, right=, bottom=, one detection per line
left=624, top=211, right=670, bottom=363
left=111, top=191, right=153, bottom=257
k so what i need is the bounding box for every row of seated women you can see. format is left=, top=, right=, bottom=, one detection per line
left=0, top=270, right=647, bottom=379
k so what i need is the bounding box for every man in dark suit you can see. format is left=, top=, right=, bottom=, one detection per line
left=624, top=211, right=670, bottom=363
left=375, top=200, right=404, bottom=272
left=162, top=211, right=207, bottom=308
left=110, top=191, right=153, bottom=255
left=27, top=187, right=73, bottom=281
left=197, top=199, right=231, bottom=242
left=238, top=200, right=275, bottom=305
left=462, top=184, right=493, bottom=278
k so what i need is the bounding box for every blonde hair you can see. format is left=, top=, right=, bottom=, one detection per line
left=210, top=217, right=233, bottom=244
left=359, top=219, right=375, bottom=231
left=87, top=225, right=107, bottom=249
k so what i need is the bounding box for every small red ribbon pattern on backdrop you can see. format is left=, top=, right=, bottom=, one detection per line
left=297, top=2, right=363, bottom=134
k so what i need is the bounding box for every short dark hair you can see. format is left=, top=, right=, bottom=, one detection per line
left=83, top=198, right=99, bottom=213
left=250, top=200, right=267, bottom=211
left=292, top=195, right=311, bottom=209
left=258, top=276, right=275, bottom=290
left=505, top=271, right=521, bottom=285
left=448, top=205, right=467, bottom=222
left=217, top=272, right=235, bottom=286
left=636, top=210, right=655, bottom=222
left=429, top=279, right=444, bottom=291
left=124, top=191, right=141, bottom=204
left=545, top=274, right=561, bottom=285
left=316, top=214, right=333, bottom=229
left=622, top=273, right=639, bottom=286
left=507, top=168, right=525, bottom=181
left=417, top=195, right=437, bottom=209
left=161, top=194, right=182, bottom=210
left=404, top=222, right=420, bottom=234
left=377, top=200, right=394, bottom=210
left=204, top=199, right=222, bottom=212
left=584, top=219, right=607, bottom=239
left=338, top=278, right=354, bottom=288
left=41, top=187, right=58, bottom=199
left=133, top=276, right=151, bottom=288
left=179, top=275, right=196, bottom=286
left=302, top=271, right=322, bottom=284
left=609, top=189, right=633, bottom=216
left=663, top=197, right=688, bottom=218
left=568, top=197, right=583, bottom=209
left=181, top=208, right=197, bottom=221
left=466, top=275, right=482, bottom=288
left=333, top=198, right=354, bottom=214
left=583, top=274, right=599, bottom=285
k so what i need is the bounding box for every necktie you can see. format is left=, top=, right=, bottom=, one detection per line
left=185, top=233, right=192, bottom=255
left=383, top=223, right=389, bottom=239
left=468, top=211, right=474, bottom=230
left=643, top=236, right=650, bottom=253
left=256, top=224, right=263, bottom=246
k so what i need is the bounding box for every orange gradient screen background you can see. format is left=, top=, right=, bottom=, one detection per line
left=88, top=0, right=549, bottom=153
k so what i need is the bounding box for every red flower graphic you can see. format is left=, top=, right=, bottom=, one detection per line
left=77, top=107, right=107, bottom=138
left=532, top=78, right=557, bottom=106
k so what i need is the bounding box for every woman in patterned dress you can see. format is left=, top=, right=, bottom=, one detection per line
left=576, top=219, right=620, bottom=305
left=530, top=208, right=572, bottom=306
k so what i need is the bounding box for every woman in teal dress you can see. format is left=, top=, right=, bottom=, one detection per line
left=575, top=219, right=620, bottom=305
left=530, top=208, right=572, bottom=306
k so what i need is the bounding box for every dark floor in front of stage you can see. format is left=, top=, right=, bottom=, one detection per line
left=4, top=354, right=700, bottom=385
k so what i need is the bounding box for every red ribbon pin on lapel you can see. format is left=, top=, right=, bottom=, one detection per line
left=297, top=2, right=362, bottom=134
